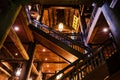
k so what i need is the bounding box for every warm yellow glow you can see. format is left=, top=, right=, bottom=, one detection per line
left=14, top=26, right=19, bottom=31
left=36, top=15, right=40, bottom=20
left=58, top=23, right=64, bottom=32
left=15, top=53, right=18, bottom=56
left=47, top=64, right=49, bottom=67
left=42, top=48, right=46, bottom=52
left=29, top=77, right=33, bottom=80
left=103, top=28, right=108, bottom=32
left=15, top=68, right=22, bottom=76
left=56, top=73, right=63, bottom=79
left=72, top=15, right=78, bottom=30
left=45, top=58, right=48, bottom=61
left=0, top=67, right=11, bottom=77
left=28, top=5, right=32, bottom=10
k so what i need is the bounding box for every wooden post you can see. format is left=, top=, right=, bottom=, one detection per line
left=21, top=42, right=36, bottom=80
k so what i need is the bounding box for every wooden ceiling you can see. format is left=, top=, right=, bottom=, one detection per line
left=87, top=12, right=111, bottom=45
left=0, top=0, right=108, bottom=79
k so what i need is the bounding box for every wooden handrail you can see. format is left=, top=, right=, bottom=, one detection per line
left=31, top=21, right=91, bottom=53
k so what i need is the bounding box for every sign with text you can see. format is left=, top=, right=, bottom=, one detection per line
left=72, top=15, right=78, bottom=30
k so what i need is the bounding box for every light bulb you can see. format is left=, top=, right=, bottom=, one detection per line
left=58, top=23, right=63, bottom=32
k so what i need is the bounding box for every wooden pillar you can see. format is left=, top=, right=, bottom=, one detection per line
left=0, top=4, right=22, bottom=49
left=80, top=15, right=87, bottom=34
left=36, top=62, right=43, bottom=80
left=102, top=3, right=120, bottom=50
left=21, top=42, right=36, bottom=80
left=79, top=5, right=87, bottom=34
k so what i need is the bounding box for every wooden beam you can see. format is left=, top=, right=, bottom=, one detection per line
left=2, top=46, right=15, bottom=59
left=42, top=62, right=66, bottom=64
left=32, top=63, right=39, bottom=75
left=102, top=3, right=120, bottom=49
left=30, top=25, right=81, bottom=62
left=1, top=62, right=13, bottom=72
left=0, top=58, right=27, bottom=62
left=47, top=59, right=80, bottom=80
left=9, top=28, right=29, bottom=60
left=0, top=5, right=22, bottom=49
left=36, top=62, right=43, bottom=80
left=53, top=8, right=57, bottom=26
left=0, top=67, right=11, bottom=77
left=19, top=9, right=34, bottom=42
left=64, top=9, right=69, bottom=25
left=23, top=42, right=36, bottom=80
left=86, top=8, right=102, bottom=44
left=48, top=8, right=53, bottom=27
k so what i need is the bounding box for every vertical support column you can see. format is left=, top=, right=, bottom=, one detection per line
left=79, top=5, right=87, bottom=34
left=79, top=5, right=87, bottom=46
left=25, top=5, right=32, bottom=23
left=102, top=3, right=120, bottom=50
left=36, top=62, right=43, bottom=80
left=21, top=42, right=36, bottom=80
left=80, top=15, right=87, bottom=34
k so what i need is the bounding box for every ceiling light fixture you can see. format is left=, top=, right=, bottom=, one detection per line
left=48, top=70, right=51, bottom=72
left=15, top=53, right=18, bottom=56
left=28, top=5, right=32, bottom=10
left=47, top=64, right=49, bottom=67
left=45, top=58, right=48, bottom=61
left=103, top=28, right=108, bottom=32
left=58, top=23, right=64, bottom=32
left=42, top=48, right=46, bottom=52
left=15, top=63, right=23, bottom=77
left=15, top=68, right=22, bottom=76
left=14, top=26, right=19, bottom=31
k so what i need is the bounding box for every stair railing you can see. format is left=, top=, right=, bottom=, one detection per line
left=59, top=46, right=105, bottom=80
left=47, top=45, right=105, bottom=80
left=60, top=40, right=115, bottom=80
left=47, top=41, right=110, bottom=80
left=32, top=20, right=91, bottom=53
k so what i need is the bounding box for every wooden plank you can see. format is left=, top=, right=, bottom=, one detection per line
left=0, top=67, right=11, bottom=77
left=9, top=28, right=29, bottom=60
left=86, top=8, right=102, bottom=43
left=0, top=5, right=22, bottom=49
left=19, top=9, right=34, bottom=42
left=1, top=62, right=13, bottom=72
left=32, top=63, right=39, bottom=75
left=23, top=42, right=36, bottom=80
left=2, top=46, right=14, bottom=59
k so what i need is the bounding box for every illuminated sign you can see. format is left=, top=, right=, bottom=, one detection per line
left=72, top=15, right=78, bottom=30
